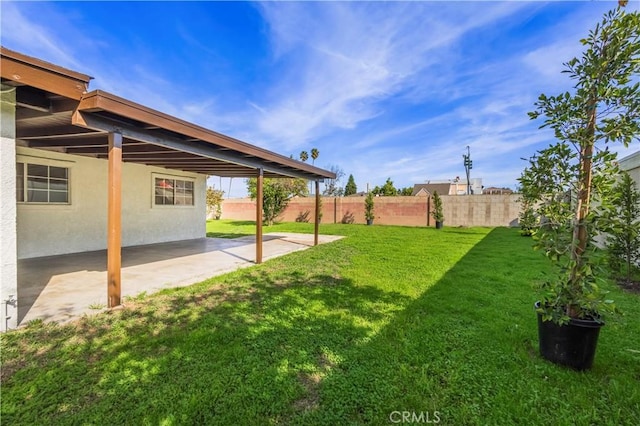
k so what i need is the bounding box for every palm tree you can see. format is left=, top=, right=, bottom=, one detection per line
left=308, top=148, right=319, bottom=195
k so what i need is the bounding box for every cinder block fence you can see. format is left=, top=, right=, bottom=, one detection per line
left=221, top=195, right=522, bottom=228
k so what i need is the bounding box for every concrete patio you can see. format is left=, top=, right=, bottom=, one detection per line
left=16, top=233, right=343, bottom=326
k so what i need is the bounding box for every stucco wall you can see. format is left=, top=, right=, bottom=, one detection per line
left=1, top=85, right=18, bottom=330
left=16, top=146, right=206, bottom=259
left=619, top=151, right=640, bottom=189
left=221, top=194, right=522, bottom=227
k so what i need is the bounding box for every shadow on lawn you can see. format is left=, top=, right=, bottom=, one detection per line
left=3, top=228, right=638, bottom=425
left=206, top=232, right=251, bottom=239
left=1, top=267, right=412, bottom=425
left=296, top=228, right=640, bottom=425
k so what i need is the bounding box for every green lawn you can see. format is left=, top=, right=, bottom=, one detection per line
left=2, top=222, right=639, bottom=425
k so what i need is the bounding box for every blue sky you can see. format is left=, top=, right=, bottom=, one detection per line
left=2, top=1, right=638, bottom=197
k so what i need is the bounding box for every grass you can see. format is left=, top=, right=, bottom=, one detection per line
left=2, top=221, right=639, bottom=425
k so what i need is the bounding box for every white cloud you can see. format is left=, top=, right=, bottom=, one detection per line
left=250, top=1, right=531, bottom=151
left=4, top=0, right=637, bottom=196
left=0, top=2, right=83, bottom=68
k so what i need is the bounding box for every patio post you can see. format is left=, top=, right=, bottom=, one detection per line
left=107, top=132, right=122, bottom=308
left=256, top=168, right=263, bottom=264
left=314, top=180, right=320, bottom=246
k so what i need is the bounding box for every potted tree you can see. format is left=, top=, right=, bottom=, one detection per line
left=431, top=191, right=444, bottom=229
left=519, top=6, right=640, bottom=370
left=365, top=192, right=375, bottom=225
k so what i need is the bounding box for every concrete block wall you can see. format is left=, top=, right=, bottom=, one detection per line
left=221, top=198, right=257, bottom=221
left=442, top=194, right=521, bottom=227
left=221, top=194, right=522, bottom=228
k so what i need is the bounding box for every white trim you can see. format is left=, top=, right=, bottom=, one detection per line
left=15, top=159, right=72, bottom=205
left=151, top=172, right=196, bottom=209
left=16, top=153, right=76, bottom=165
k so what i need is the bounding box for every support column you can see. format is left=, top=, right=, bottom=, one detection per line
left=107, top=132, right=122, bottom=308
left=1, top=85, right=17, bottom=331
left=314, top=181, right=320, bottom=246
left=256, top=168, right=263, bottom=264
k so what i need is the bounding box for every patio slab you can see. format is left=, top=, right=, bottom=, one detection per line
left=17, top=233, right=343, bottom=326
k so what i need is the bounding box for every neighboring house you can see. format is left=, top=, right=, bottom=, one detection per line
left=0, top=47, right=334, bottom=331
left=412, top=183, right=453, bottom=196
left=483, top=187, right=514, bottom=195
left=412, top=178, right=483, bottom=196
left=619, top=150, right=640, bottom=188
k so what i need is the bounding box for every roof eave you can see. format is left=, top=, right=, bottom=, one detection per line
left=74, top=90, right=336, bottom=180
left=0, top=46, right=92, bottom=100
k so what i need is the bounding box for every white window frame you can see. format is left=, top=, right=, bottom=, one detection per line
left=151, top=173, right=196, bottom=208
left=16, top=160, right=71, bottom=205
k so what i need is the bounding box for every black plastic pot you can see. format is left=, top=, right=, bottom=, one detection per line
left=536, top=303, right=603, bottom=370
left=366, top=219, right=373, bottom=226
left=435, top=221, right=443, bottom=229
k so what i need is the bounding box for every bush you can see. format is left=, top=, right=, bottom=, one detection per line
left=431, top=191, right=444, bottom=223
left=606, top=172, right=640, bottom=284
left=364, top=192, right=375, bottom=222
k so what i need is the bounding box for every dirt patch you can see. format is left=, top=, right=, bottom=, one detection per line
left=293, top=372, right=323, bottom=412
left=292, top=352, right=337, bottom=413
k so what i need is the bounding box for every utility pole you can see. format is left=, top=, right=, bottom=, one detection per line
left=463, top=146, right=473, bottom=195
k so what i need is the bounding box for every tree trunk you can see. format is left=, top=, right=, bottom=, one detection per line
left=570, top=94, right=597, bottom=309
left=626, top=238, right=632, bottom=284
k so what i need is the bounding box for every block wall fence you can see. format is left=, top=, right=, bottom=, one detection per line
left=220, top=194, right=522, bottom=228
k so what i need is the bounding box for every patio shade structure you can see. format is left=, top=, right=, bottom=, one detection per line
left=2, top=47, right=335, bottom=308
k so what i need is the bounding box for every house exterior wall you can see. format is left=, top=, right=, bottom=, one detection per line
left=619, top=151, right=640, bottom=189
left=16, top=146, right=206, bottom=259
left=221, top=194, right=521, bottom=227
left=1, top=85, right=18, bottom=330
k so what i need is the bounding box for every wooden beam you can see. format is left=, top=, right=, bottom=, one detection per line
left=15, top=86, right=52, bottom=111
left=315, top=181, right=320, bottom=246
left=121, top=158, right=209, bottom=163
left=256, top=168, right=263, bottom=264
left=15, top=94, right=79, bottom=118
left=16, top=108, right=52, bottom=121
left=50, top=98, right=81, bottom=113
left=17, top=125, right=98, bottom=140
left=107, top=132, right=123, bottom=308
left=75, top=91, right=336, bottom=180
left=1, top=52, right=89, bottom=100
left=73, top=111, right=321, bottom=180
left=26, top=139, right=142, bottom=149
left=27, top=140, right=107, bottom=151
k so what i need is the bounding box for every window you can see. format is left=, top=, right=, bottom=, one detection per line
left=16, top=162, right=69, bottom=203
left=16, top=162, right=24, bottom=202
left=154, top=177, right=194, bottom=206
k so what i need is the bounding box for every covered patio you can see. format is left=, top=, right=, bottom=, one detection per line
left=18, top=232, right=343, bottom=325
left=1, top=47, right=336, bottom=331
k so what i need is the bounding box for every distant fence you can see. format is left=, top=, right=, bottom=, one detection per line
left=221, top=195, right=522, bottom=228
